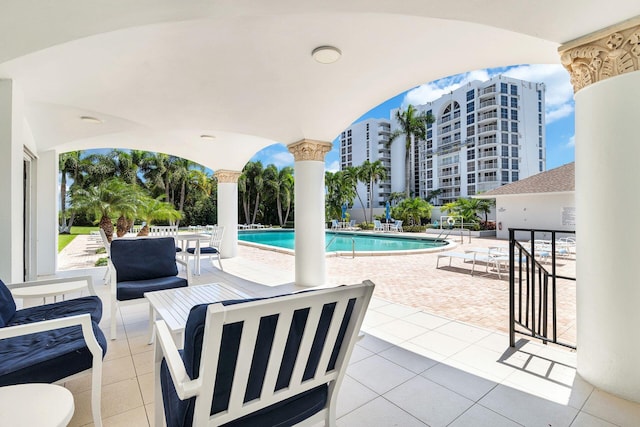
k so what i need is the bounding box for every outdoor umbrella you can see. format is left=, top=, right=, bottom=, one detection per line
left=385, top=201, right=391, bottom=221
left=341, top=203, right=348, bottom=220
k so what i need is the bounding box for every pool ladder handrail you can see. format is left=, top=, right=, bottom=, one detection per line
left=326, top=234, right=356, bottom=258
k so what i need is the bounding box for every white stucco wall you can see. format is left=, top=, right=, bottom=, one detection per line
left=493, top=192, right=575, bottom=239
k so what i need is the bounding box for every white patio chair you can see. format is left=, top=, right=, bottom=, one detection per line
left=180, top=225, right=225, bottom=274
left=373, top=219, right=384, bottom=232
left=154, top=280, right=375, bottom=427
left=390, top=220, right=403, bottom=232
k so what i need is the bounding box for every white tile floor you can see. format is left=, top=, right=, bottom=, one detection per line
left=46, top=252, right=640, bottom=427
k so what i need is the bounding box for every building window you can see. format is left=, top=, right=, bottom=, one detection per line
left=502, top=146, right=509, bottom=157
left=501, top=108, right=508, bottom=119
left=467, top=174, right=475, bottom=184
left=511, top=97, right=518, bottom=108
left=501, top=133, right=509, bottom=144
left=502, top=158, right=509, bottom=169
left=426, top=110, right=433, bottom=128
left=539, top=161, right=544, bottom=171
left=427, top=129, right=432, bottom=139
left=512, top=159, right=518, bottom=169
left=539, top=137, right=543, bottom=148
left=467, top=114, right=474, bottom=125
left=510, top=85, right=518, bottom=95
left=347, top=130, right=352, bottom=137
left=501, top=82, right=508, bottom=93
left=539, top=149, right=543, bottom=159
left=501, top=120, right=508, bottom=130
left=427, top=170, right=433, bottom=179
left=511, top=110, right=518, bottom=120
left=467, top=102, right=475, bottom=113
left=538, top=102, right=542, bottom=113
left=467, top=126, right=475, bottom=136
left=502, top=171, right=509, bottom=182
left=466, top=89, right=474, bottom=101
left=511, top=122, right=518, bottom=132
left=427, top=180, right=432, bottom=189
left=426, top=159, right=432, bottom=168
left=512, top=134, right=518, bottom=145
left=538, top=90, right=542, bottom=101
left=538, top=113, right=542, bottom=124
left=512, top=146, right=519, bottom=157
left=538, top=126, right=543, bottom=136
left=467, top=149, right=475, bottom=160
left=512, top=171, right=519, bottom=181
left=501, top=95, right=508, bottom=106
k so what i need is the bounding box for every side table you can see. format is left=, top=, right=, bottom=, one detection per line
left=0, top=383, right=75, bottom=426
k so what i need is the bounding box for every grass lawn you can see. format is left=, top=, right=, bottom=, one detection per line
left=58, top=226, right=100, bottom=252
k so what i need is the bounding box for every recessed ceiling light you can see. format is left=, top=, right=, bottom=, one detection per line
left=200, top=134, right=216, bottom=140
left=80, top=115, right=102, bottom=124
left=312, top=46, right=342, bottom=64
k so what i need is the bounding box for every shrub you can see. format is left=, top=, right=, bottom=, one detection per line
left=403, top=225, right=427, bottom=233
left=96, top=247, right=106, bottom=254
left=95, top=257, right=108, bottom=267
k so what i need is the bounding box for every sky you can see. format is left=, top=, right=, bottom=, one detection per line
left=251, top=64, right=576, bottom=173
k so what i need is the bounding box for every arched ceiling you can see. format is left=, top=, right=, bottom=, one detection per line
left=2, top=0, right=639, bottom=171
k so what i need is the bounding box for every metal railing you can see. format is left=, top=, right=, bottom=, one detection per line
left=508, top=228, right=576, bottom=349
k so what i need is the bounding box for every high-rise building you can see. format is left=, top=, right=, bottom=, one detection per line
left=339, top=118, right=392, bottom=209
left=390, top=75, right=546, bottom=205
left=341, top=75, right=546, bottom=208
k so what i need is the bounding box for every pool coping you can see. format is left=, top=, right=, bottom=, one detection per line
left=237, top=229, right=458, bottom=257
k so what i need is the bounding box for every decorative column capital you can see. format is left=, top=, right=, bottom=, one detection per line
left=559, top=18, right=640, bottom=93
left=287, top=139, right=332, bottom=162
left=214, top=169, right=241, bottom=183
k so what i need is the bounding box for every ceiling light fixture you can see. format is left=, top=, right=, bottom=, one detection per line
left=80, top=115, right=102, bottom=124
left=200, top=134, right=216, bottom=140
left=311, top=46, right=342, bottom=64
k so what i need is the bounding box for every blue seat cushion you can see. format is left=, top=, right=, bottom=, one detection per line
left=186, top=247, right=218, bottom=254
left=111, top=237, right=179, bottom=282
left=0, top=321, right=107, bottom=386
left=0, top=280, right=17, bottom=327
left=161, top=358, right=327, bottom=427
left=117, top=276, right=188, bottom=301
left=7, top=296, right=103, bottom=325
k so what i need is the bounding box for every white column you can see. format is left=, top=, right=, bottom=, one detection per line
left=0, top=79, right=26, bottom=282
left=560, top=20, right=640, bottom=402
left=288, top=140, right=332, bottom=287
left=36, top=150, right=58, bottom=276
left=214, top=170, right=240, bottom=258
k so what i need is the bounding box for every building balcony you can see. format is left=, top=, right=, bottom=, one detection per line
left=478, top=124, right=498, bottom=135
left=477, top=111, right=498, bottom=123
left=478, top=151, right=498, bottom=159
left=478, top=99, right=497, bottom=110
left=477, top=137, right=498, bottom=146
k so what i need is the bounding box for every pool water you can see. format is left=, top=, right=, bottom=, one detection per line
left=238, top=230, right=446, bottom=252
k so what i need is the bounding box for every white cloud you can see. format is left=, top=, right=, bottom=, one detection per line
left=269, top=151, right=294, bottom=168
left=326, top=160, right=340, bottom=173
left=403, top=69, right=490, bottom=107
left=402, top=64, right=575, bottom=125
left=546, top=103, right=574, bottom=124
left=566, top=135, right=575, bottom=147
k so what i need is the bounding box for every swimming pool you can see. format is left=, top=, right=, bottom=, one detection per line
left=238, top=229, right=449, bottom=254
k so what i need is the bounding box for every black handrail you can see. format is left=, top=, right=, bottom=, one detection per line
left=508, top=228, right=576, bottom=349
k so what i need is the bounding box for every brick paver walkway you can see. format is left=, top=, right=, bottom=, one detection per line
left=59, top=233, right=576, bottom=343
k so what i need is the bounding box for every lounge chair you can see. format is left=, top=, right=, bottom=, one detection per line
left=331, top=219, right=340, bottom=230
left=373, top=219, right=384, bottom=232
left=389, top=220, right=403, bottom=232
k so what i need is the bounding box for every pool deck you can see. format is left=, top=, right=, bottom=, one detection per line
left=59, top=231, right=575, bottom=340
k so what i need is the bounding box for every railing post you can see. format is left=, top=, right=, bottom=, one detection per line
left=509, top=228, right=516, bottom=347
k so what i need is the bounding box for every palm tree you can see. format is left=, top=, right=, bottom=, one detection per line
left=265, top=165, right=294, bottom=226
left=358, top=160, right=388, bottom=223
left=324, top=171, right=355, bottom=222
left=476, top=198, right=496, bottom=224
left=70, top=178, right=138, bottom=241
left=342, top=166, right=365, bottom=223
left=136, top=196, right=182, bottom=236
left=393, top=197, right=432, bottom=226
left=388, top=192, right=405, bottom=206
left=59, top=151, right=83, bottom=233
left=388, top=104, right=434, bottom=198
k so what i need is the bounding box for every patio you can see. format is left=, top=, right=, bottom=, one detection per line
left=52, top=234, right=640, bottom=426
